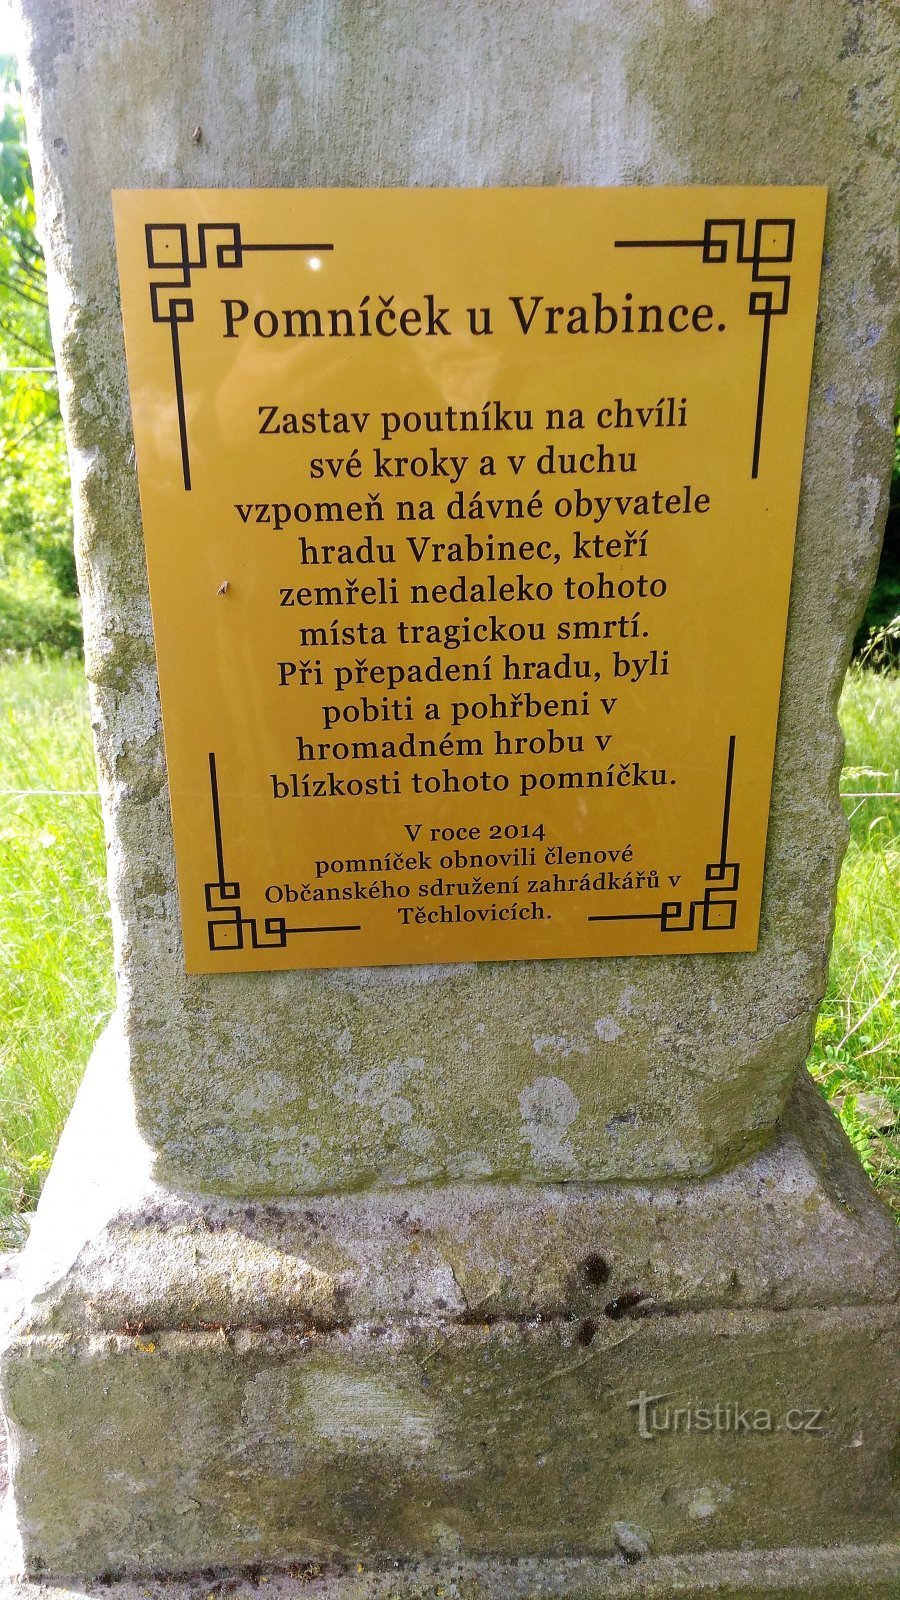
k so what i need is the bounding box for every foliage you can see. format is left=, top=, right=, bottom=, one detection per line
left=808, top=655, right=900, bottom=1210
left=0, top=657, right=114, bottom=1238
left=0, top=57, right=78, bottom=656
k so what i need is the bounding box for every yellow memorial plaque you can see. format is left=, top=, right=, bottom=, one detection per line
left=113, top=186, right=825, bottom=973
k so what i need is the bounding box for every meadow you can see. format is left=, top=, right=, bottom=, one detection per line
left=0, top=652, right=896, bottom=1238
left=0, top=656, right=114, bottom=1233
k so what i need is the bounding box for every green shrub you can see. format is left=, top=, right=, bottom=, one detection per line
left=0, top=60, right=80, bottom=655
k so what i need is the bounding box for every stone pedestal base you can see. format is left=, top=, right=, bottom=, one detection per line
left=0, top=1544, right=898, bottom=1600
left=1, top=1025, right=897, bottom=1594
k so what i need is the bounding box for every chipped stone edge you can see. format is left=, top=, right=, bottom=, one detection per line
left=0, top=1530, right=898, bottom=1600
left=4, top=1021, right=898, bottom=1342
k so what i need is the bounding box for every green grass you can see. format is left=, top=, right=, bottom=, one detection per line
left=0, top=655, right=114, bottom=1239
left=0, top=655, right=897, bottom=1238
left=808, top=663, right=899, bottom=1210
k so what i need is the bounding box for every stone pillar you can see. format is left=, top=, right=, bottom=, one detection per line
left=2, top=3, right=898, bottom=1596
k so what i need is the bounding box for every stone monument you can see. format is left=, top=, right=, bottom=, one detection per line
left=2, top=3, right=898, bottom=1597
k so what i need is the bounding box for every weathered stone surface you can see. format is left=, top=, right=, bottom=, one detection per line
left=14, top=0, right=900, bottom=1192
left=1, top=1544, right=898, bottom=1600
left=10, top=1026, right=900, bottom=1340
left=1, top=1030, right=897, bottom=1581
